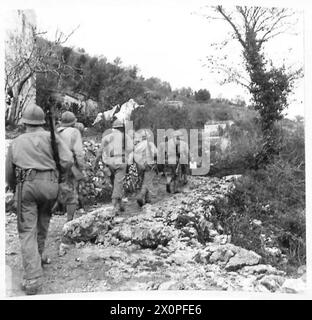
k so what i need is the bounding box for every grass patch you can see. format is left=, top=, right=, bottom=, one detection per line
left=210, top=121, right=305, bottom=272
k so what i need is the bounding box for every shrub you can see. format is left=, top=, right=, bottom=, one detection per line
left=211, top=120, right=305, bottom=271
left=210, top=116, right=262, bottom=175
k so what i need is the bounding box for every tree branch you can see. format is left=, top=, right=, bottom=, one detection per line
left=216, top=6, right=246, bottom=49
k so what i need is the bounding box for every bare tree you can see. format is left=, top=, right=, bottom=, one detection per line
left=5, top=16, right=78, bottom=125
left=203, top=6, right=302, bottom=90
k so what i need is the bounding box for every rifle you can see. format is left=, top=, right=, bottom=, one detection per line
left=46, top=100, right=62, bottom=183
left=46, top=100, right=64, bottom=213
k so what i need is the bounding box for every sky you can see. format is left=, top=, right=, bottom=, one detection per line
left=3, top=0, right=307, bottom=118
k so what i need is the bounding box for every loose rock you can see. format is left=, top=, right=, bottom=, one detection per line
left=225, top=248, right=261, bottom=271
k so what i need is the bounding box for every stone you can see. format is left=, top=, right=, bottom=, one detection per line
left=264, top=246, right=282, bottom=257
left=181, top=226, right=198, bottom=238
left=215, top=277, right=228, bottom=290
left=297, top=265, right=306, bottom=276
left=5, top=192, right=15, bottom=212
left=114, top=217, right=126, bottom=224
left=75, top=241, right=85, bottom=249
left=58, top=243, right=71, bottom=257
left=115, top=222, right=173, bottom=249
left=241, top=264, right=285, bottom=276
left=259, top=275, right=285, bottom=292
left=193, top=250, right=210, bottom=264
left=114, top=225, right=132, bottom=242
left=223, top=175, right=242, bottom=182
left=158, top=280, right=179, bottom=290
left=252, top=219, right=262, bottom=227
left=209, top=229, right=219, bottom=237
left=209, top=247, right=235, bottom=265
left=169, top=249, right=195, bottom=265
left=281, top=278, right=306, bottom=294
left=225, top=248, right=261, bottom=271
left=62, top=207, right=113, bottom=242
left=213, top=235, right=230, bottom=245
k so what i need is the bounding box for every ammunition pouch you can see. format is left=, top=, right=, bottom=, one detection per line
left=57, top=182, right=73, bottom=205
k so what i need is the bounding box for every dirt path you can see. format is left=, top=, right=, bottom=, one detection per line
left=5, top=175, right=304, bottom=297
left=6, top=175, right=200, bottom=296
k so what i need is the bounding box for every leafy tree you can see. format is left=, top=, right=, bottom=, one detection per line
left=205, top=6, right=303, bottom=163
left=194, top=89, right=211, bottom=102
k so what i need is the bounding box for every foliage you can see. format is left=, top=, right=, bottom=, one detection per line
left=187, top=104, right=213, bottom=128
left=210, top=114, right=262, bottom=175
left=5, top=19, right=75, bottom=125
left=211, top=120, right=305, bottom=270
left=205, top=6, right=303, bottom=164
left=194, top=89, right=211, bottom=102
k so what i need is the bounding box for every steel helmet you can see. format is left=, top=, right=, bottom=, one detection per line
left=20, top=103, right=46, bottom=125
left=60, top=111, right=77, bottom=127
left=75, top=122, right=85, bottom=135
left=112, top=119, right=124, bottom=128
left=173, top=129, right=186, bottom=138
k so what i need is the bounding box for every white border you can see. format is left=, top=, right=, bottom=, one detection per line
left=1, top=0, right=311, bottom=300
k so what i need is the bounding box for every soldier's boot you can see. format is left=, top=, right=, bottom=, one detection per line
left=66, top=204, right=76, bottom=222
left=136, top=192, right=145, bottom=207
left=41, top=253, right=51, bottom=266
left=145, top=190, right=152, bottom=204
left=166, top=177, right=172, bottom=193
left=119, top=198, right=125, bottom=212
left=137, top=187, right=147, bottom=207
left=112, top=199, right=121, bottom=215
left=172, top=178, right=178, bottom=194
left=21, top=277, right=42, bottom=295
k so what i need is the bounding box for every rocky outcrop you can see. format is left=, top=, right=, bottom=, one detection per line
left=62, top=207, right=114, bottom=243
left=112, top=222, right=173, bottom=249
left=225, top=248, right=261, bottom=271
left=58, top=175, right=304, bottom=294
left=193, top=243, right=261, bottom=272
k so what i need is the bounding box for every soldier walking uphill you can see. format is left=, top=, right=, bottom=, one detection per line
left=162, top=130, right=189, bottom=193
left=57, top=111, right=86, bottom=221
left=93, top=119, right=133, bottom=214
left=131, top=130, right=158, bottom=207
left=5, top=104, right=73, bottom=295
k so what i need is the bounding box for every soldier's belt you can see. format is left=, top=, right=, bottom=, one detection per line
left=24, top=169, right=58, bottom=182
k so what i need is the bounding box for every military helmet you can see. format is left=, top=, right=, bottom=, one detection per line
left=173, top=130, right=185, bottom=137
left=141, top=129, right=152, bottom=140
left=60, top=111, right=77, bottom=127
left=20, top=103, right=46, bottom=125
left=112, top=119, right=124, bottom=128
left=75, top=122, right=85, bottom=135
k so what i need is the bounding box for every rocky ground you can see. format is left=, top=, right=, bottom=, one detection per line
left=5, top=175, right=306, bottom=297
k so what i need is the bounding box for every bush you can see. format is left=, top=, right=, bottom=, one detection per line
left=211, top=121, right=305, bottom=271
left=194, top=89, right=211, bottom=103
left=210, top=116, right=262, bottom=175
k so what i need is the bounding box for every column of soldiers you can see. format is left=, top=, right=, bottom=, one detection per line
left=5, top=104, right=189, bottom=295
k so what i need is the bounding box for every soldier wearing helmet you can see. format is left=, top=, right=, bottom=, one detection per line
left=75, top=121, right=85, bottom=137
left=130, top=129, right=157, bottom=207
left=56, top=111, right=86, bottom=222
left=5, top=103, right=73, bottom=295
left=93, top=119, right=133, bottom=214
left=164, top=129, right=189, bottom=193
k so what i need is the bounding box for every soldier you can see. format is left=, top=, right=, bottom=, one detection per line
left=57, top=111, right=86, bottom=221
left=93, top=119, right=133, bottom=214
left=157, top=135, right=169, bottom=177
left=131, top=130, right=158, bottom=207
left=5, top=103, right=73, bottom=295
left=75, top=121, right=85, bottom=137
left=165, top=130, right=189, bottom=193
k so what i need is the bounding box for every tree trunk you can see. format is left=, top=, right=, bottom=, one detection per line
left=8, top=72, right=33, bottom=125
